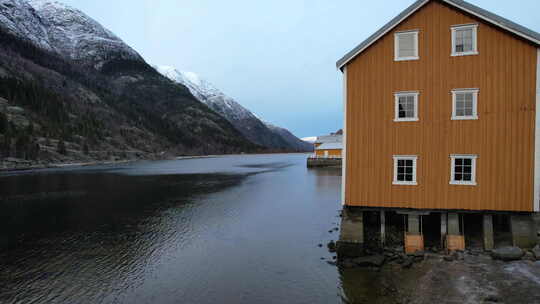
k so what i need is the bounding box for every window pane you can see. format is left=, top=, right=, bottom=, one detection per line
left=398, top=167, right=405, bottom=174
left=406, top=166, right=413, bottom=174
left=398, top=96, right=415, bottom=119
left=455, top=173, right=462, bottom=181
left=464, top=93, right=473, bottom=103
left=455, top=159, right=463, bottom=166
left=405, top=174, right=413, bottom=182
left=398, top=33, right=415, bottom=57
left=463, top=173, right=472, bottom=181
left=463, top=165, right=472, bottom=174
left=464, top=159, right=472, bottom=166
left=398, top=160, right=405, bottom=166
left=398, top=174, right=405, bottom=181
left=405, top=160, right=413, bottom=167
left=455, top=28, right=473, bottom=53
left=405, top=102, right=414, bottom=111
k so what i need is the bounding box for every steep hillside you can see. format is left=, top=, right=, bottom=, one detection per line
left=0, top=0, right=259, bottom=166
left=264, top=122, right=314, bottom=152
left=157, top=66, right=310, bottom=151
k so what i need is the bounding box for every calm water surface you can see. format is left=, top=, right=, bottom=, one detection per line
left=0, top=154, right=356, bottom=304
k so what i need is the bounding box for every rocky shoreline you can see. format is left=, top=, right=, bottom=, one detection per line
left=320, top=222, right=540, bottom=304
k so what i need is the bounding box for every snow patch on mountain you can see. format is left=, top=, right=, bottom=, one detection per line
left=301, top=136, right=317, bottom=143
left=0, top=0, right=53, bottom=51
left=156, top=65, right=312, bottom=151
left=0, top=0, right=143, bottom=68
left=155, top=65, right=255, bottom=121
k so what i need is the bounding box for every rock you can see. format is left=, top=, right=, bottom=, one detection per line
left=491, top=247, right=524, bottom=261
left=452, top=251, right=465, bottom=261
left=402, top=257, right=414, bottom=269
left=484, top=295, right=501, bottom=303
left=443, top=255, right=454, bottom=262
left=413, top=251, right=425, bottom=258
left=333, top=227, right=339, bottom=231
left=327, top=241, right=336, bottom=253
left=336, top=241, right=364, bottom=258
left=326, top=261, right=337, bottom=266
left=317, top=244, right=323, bottom=248
left=532, top=245, right=540, bottom=260
left=340, top=259, right=356, bottom=269
left=352, top=255, right=386, bottom=267
left=524, top=251, right=535, bottom=261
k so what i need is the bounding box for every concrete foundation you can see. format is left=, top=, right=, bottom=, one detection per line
left=448, top=213, right=460, bottom=235
left=337, top=208, right=364, bottom=258
left=307, top=158, right=342, bottom=168
left=408, top=214, right=420, bottom=235
left=511, top=214, right=538, bottom=249
left=441, top=213, right=447, bottom=246
left=380, top=211, right=386, bottom=246
left=483, top=214, right=494, bottom=251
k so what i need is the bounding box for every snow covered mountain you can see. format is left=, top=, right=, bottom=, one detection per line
left=156, top=66, right=311, bottom=151
left=0, top=0, right=259, bottom=157
left=0, top=0, right=142, bottom=68
left=157, top=66, right=257, bottom=123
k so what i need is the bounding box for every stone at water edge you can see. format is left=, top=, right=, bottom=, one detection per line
left=352, top=255, right=386, bottom=267
left=532, top=245, right=540, bottom=260
left=327, top=241, right=336, bottom=253
left=402, top=256, right=414, bottom=269
left=491, top=247, right=524, bottom=261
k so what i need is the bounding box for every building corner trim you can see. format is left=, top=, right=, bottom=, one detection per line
left=341, top=66, right=348, bottom=206
left=534, top=48, right=540, bottom=212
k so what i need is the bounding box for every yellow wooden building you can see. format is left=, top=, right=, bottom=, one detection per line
left=336, top=0, right=540, bottom=252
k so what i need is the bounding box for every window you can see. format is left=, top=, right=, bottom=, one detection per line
left=452, top=89, right=478, bottom=120
left=393, top=155, right=418, bottom=185
left=450, top=155, right=477, bottom=185
left=451, top=24, right=478, bottom=56
left=395, top=30, right=419, bottom=61
left=394, top=92, right=419, bottom=122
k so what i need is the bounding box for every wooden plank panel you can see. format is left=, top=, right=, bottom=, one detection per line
left=344, top=1, right=537, bottom=212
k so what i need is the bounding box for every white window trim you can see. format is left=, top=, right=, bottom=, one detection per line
left=450, top=154, right=478, bottom=186
left=393, top=155, right=418, bottom=186
left=451, top=88, right=479, bottom=120
left=451, top=24, right=479, bottom=57
left=394, top=30, right=419, bottom=61
left=394, top=91, right=419, bottom=122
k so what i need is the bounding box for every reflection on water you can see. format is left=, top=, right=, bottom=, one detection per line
left=0, top=154, right=359, bottom=304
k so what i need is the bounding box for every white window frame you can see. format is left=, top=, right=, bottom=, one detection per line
left=393, top=155, right=418, bottom=186
left=394, top=30, right=419, bottom=61
left=451, top=88, right=479, bottom=120
left=450, top=154, right=478, bottom=186
left=394, top=91, right=419, bottom=122
left=451, top=24, right=478, bottom=57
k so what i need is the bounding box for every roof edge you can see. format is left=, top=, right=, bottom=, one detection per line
left=336, top=0, right=540, bottom=71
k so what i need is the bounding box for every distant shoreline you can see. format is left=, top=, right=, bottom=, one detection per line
left=0, top=152, right=310, bottom=173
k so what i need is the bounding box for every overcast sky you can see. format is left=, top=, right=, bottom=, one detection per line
left=62, top=0, right=540, bottom=138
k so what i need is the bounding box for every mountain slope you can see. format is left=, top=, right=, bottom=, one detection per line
left=0, top=0, right=259, bottom=164
left=157, top=66, right=310, bottom=151
left=264, top=122, right=314, bottom=152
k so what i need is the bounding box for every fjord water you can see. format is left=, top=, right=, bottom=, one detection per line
left=0, top=154, right=345, bottom=304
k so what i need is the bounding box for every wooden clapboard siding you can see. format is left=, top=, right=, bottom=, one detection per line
left=344, top=0, right=538, bottom=212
